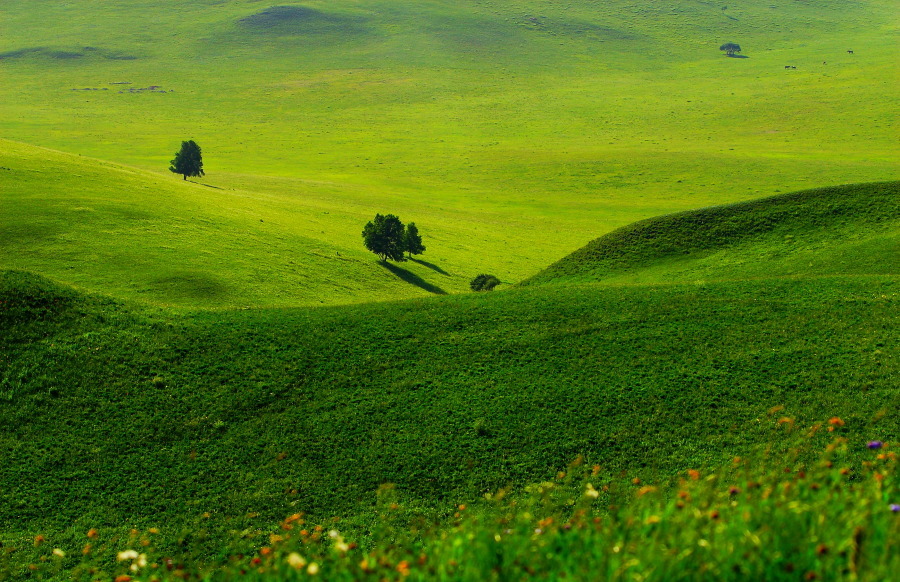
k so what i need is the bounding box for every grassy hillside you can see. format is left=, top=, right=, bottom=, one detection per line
left=1, top=1, right=897, bottom=303
left=2, top=268, right=897, bottom=558
left=0, top=138, right=522, bottom=307
left=523, top=181, right=900, bottom=287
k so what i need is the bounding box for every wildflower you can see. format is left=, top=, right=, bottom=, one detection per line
left=458, top=504, right=467, bottom=511
left=890, top=504, right=900, bottom=512
left=688, top=469, right=700, bottom=481
left=868, top=441, right=884, bottom=449
left=86, top=528, right=99, bottom=539
left=710, top=510, right=720, bottom=520
left=397, top=560, right=411, bottom=576
left=646, top=515, right=661, bottom=525
left=117, top=550, right=139, bottom=561
left=584, top=483, right=600, bottom=499
left=148, top=527, right=159, bottom=534
left=114, top=576, right=133, bottom=582
left=34, top=535, right=45, bottom=546
left=259, top=547, right=272, bottom=556
left=52, top=548, right=65, bottom=558
left=816, top=544, right=828, bottom=555
left=287, top=553, right=306, bottom=569
left=777, top=417, right=794, bottom=426
left=729, top=487, right=740, bottom=496
left=82, top=544, right=92, bottom=555
left=307, top=562, right=320, bottom=575
left=632, top=477, right=641, bottom=485
left=637, top=485, right=657, bottom=497
left=828, top=417, right=845, bottom=427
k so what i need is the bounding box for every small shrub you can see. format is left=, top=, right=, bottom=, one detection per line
left=470, top=274, right=501, bottom=292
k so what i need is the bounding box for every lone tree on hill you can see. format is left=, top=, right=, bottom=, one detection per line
left=362, top=213, right=407, bottom=262
left=169, top=140, right=204, bottom=180
left=719, top=42, right=742, bottom=57
left=470, top=274, right=501, bottom=292
left=404, top=222, right=426, bottom=258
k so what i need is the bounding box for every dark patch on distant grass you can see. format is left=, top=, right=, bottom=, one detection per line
left=380, top=262, right=447, bottom=295
left=148, top=272, right=227, bottom=300
left=47, top=51, right=84, bottom=60
left=238, top=5, right=364, bottom=36
left=0, top=47, right=136, bottom=61
left=0, top=47, right=44, bottom=60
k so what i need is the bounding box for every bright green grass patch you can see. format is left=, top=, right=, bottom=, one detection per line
left=1, top=1, right=897, bottom=302
left=523, top=181, right=900, bottom=287
left=1, top=270, right=897, bottom=569
left=0, top=138, right=538, bottom=307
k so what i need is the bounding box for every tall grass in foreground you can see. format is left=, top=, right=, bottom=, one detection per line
left=8, top=421, right=897, bottom=581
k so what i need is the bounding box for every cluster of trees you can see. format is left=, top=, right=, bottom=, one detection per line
left=168, top=142, right=500, bottom=292
left=362, top=214, right=425, bottom=262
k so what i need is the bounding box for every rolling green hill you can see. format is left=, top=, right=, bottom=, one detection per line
left=1, top=1, right=898, bottom=307
left=2, top=173, right=898, bottom=567
left=523, top=181, right=900, bottom=287
left=1, top=1, right=898, bottom=578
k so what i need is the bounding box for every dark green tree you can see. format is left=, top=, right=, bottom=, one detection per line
left=470, top=274, right=501, bottom=292
left=719, top=42, right=742, bottom=57
left=169, top=140, right=204, bottom=180
left=403, top=222, right=426, bottom=258
left=362, top=214, right=407, bottom=262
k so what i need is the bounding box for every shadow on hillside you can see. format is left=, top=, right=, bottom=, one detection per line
left=409, top=257, right=450, bottom=276
left=197, top=183, right=224, bottom=189
left=727, top=54, right=749, bottom=59
left=380, top=262, right=447, bottom=295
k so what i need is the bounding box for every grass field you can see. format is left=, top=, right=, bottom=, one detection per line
left=1, top=1, right=898, bottom=579
left=2, top=1, right=898, bottom=308
left=2, top=185, right=898, bottom=572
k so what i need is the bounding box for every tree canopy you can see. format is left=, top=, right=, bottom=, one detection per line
left=719, top=42, right=742, bottom=56
left=362, top=214, right=407, bottom=262
left=404, top=222, right=426, bottom=258
left=169, top=140, right=204, bottom=180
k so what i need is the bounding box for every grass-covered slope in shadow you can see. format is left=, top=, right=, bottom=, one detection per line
left=523, top=182, right=900, bottom=287
left=2, top=269, right=897, bottom=544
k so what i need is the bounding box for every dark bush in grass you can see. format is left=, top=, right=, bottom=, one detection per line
left=470, top=274, right=500, bottom=291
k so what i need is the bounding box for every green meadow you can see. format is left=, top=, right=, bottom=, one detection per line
left=1, top=0, right=898, bottom=579
left=1, top=0, right=898, bottom=305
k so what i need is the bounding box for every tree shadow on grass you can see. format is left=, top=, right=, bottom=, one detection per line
left=408, top=257, right=450, bottom=276
left=380, top=261, right=447, bottom=295
left=727, top=54, right=749, bottom=59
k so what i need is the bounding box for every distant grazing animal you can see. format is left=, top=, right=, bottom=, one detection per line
left=785, top=65, right=797, bottom=69
left=847, top=50, right=854, bottom=54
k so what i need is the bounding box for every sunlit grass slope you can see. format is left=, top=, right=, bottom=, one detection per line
left=1, top=0, right=897, bottom=282
left=523, top=182, right=900, bottom=287
left=1, top=138, right=543, bottom=307
left=2, top=269, right=897, bottom=550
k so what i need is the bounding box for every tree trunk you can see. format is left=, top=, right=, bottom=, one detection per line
left=183, top=174, right=187, bottom=180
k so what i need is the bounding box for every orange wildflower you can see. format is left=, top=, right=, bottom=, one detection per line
left=86, top=528, right=99, bottom=539
left=397, top=560, right=411, bottom=577
left=828, top=417, right=845, bottom=427
left=688, top=469, right=700, bottom=481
